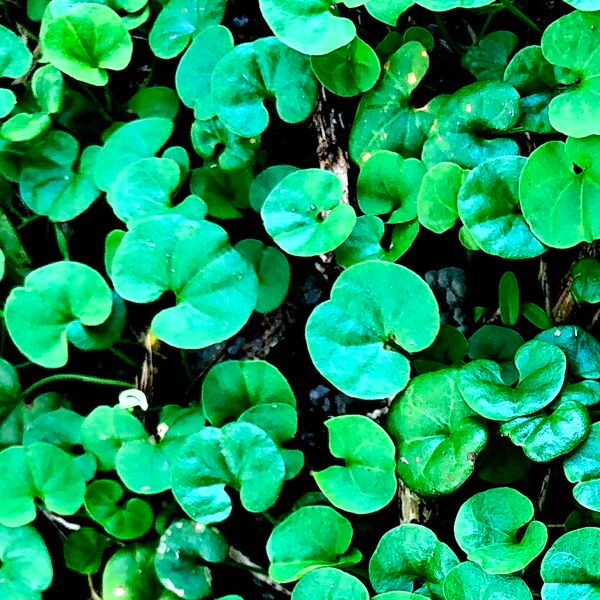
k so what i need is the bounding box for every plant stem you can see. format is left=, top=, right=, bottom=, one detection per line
left=109, top=346, right=137, bottom=367
left=54, top=224, right=69, bottom=260
left=499, top=0, right=541, bottom=32
left=23, top=374, right=132, bottom=398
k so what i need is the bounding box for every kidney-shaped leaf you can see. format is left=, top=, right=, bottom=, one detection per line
left=291, top=568, right=369, bottom=600
left=454, top=487, right=548, bottom=574
left=314, top=415, right=397, bottom=514
left=564, top=421, right=600, bottom=512
left=369, top=524, right=459, bottom=597
left=111, top=214, right=257, bottom=349
left=267, top=506, right=362, bottom=583
left=458, top=156, right=545, bottom=259
left=212, top=37, right=318, bottom=138
left=261, top=169, right=356, bottom=256
left=155, top=519, right=229, bottom=600
left=458, top=340, right=566, bottom=421
left=40, top=3, right=133, bottom=86
left=389, top=368, right=487, bottom=496
left=5, top=261, right=113, bottom=368
left=171, top=422, right=285, bottom=523
left=306, top=261, right=440, bottom=400
left=541, top=527, right=600, bottom=600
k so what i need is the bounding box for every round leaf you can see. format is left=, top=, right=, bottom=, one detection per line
left=572, top=258, right=600, bottom=303
left=564, top=421, right=600, bottom=512
left=291, top=568, right=369, bottom=600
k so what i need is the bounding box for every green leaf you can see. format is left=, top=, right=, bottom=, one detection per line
left=501, top=399, right=590, bottom=462
left=250, top=165, right=299, bottom=212
left=5, top=261, right=113, bottom=368
left=417, top=162, right=467, bottom=233
left=261, top=168, right=356, bottom=256
left=458, top=156, right=545, bottom=259
left=0, top=442, right=86, bottom=527
left=155, top=520, right=229, bottom=600
left=116, top=406, right=205, bottom=494
left=335, top=216, right=419, bottom=268
left=422, top=81, right=520, bottom=169
left=458, top=340, right=566, bottom=421
left=521, top=303, right=553, bottom=329
left=478, top=436, right=531, bottom=485
left=499, top=271, right=520, bottom=326
left=0, top=25, right=32, bottom=79
left=176, top=25, right=233, bottom=120
left=94, top=118, right=174, bottom=192
left=111, top=214, right=257, bottom=349
left=191, top=117, right=260, bottom=173
left=462, top=31, right=518, bottom=81
left=520, top=137, right=600, bottom=248
left=443, top=562, right=532, bottom=600
left=1, top=112, right=51, bottom=142
left=311, top=37, right=381, bottom=97
left=542, top=10, right=600, bottom=137
left=258, top=0, right=357, bottom=55
left=107, top=157, right=205, bottom=225
left=572, top=258, right=600, bottom=303
left=563, top=0, right=600, bottom=6
left=357, top=151, right=425, bottom=223
left=349, top=41, right=432, bottom=166
left=418, top=0, right=495, bottom=7
left=85, top=479, right=153, bottom=540
left=413, top=324, right=468, bottom=373
left=149, top=0, right=227, bottom=59
left=369, top=524, right=459, bottom=597
left=536, top=325, right=600, bottom=379
left=564, top=421, right=600, bottom=512
left=0, top=524, right=52, bottom=598
left=212, top=37, right=318, bottom=138
left=314, top=415, right=396, bottom=513
left=454, top=487, right=548, bottom=574
left=561, top=380, right=600, bottom=407
left=128, top=87, right=180, bottom=120
left=171, top=422, right=286, bottom=523
left=541, top=527, right=600, bottom=600
left=40, top=3, right=133, bottom=85
left=366, top=0, right=413, bottom=26
left=267, top=506, right=362, bottom=583
left=306, top=261, right=440, bottom=399
left=64, top=527, right=107, bottom=575
left=0, top=89, right=16, bottom=119
left=291, top=568, right=369, bottom=600
left=234, top=240, right=290, bottom=313
left=389, top=368, right=487, bottom=496
left=81, top=405, right=146, bottom=471
left=32, top=64, right=64, bottom=114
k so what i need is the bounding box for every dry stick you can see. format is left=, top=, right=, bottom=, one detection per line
left=229, top=547, right=291, bottom=597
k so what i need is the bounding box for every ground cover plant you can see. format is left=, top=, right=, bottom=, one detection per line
left=1, top=0, right=600, bottom=598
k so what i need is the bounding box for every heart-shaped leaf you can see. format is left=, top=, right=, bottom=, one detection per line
left=422, top=81, right=520, bottom=168
left=155, top=519, right=229, bottom=600
left=357, top=151, right=426, bottom=223
left=389, top=368, right=487, bottom=496
left=306, top=261, right=440, bottom=399
left=501, top=400, right=590, bottom=462
left=458, top=155, right=545, bottom=259
left=462, top=31, right=517, bottom=81
left=564, top=421, right=600, bottom=512
left=458, top=340, right=566, bottom=421
left=542, top=10, right=600, bottom=137
left=40, top=3, right=133, bottom=85
left=314, top=415, right=397, bottom=514
left=261, top=168, right=356, bottom=256
left=5, top=261, right=114, bottom=368
left=311, top=37, right=381, bottom=97
left=250, top=165, right=299, bottom=212
left=541, top=527, right=600, bottom=600
left=85, top=479, right=153, bottom=540
left=349, top=41, right=432, bottom=166
left=64, top=527, right=108, bottom=575
left=369, top=524, right=459, bottom=597
left=267, top=506, right=362, bottom=583
left=443, top=562, right=532, bottom=600
left=520, top=137, right=600, bottom=248
left=258, top=0, right=357, bottom=56
left=291, top=568, right=369, bottom=600
left=128, top=86, right=180, bottom=120
left=111, top=214, right=257, bottom=349
left=454, top=487, right=548, bottom=574
left=212, top=37, right=318, bottom=138
left=149, top=0, right=227, bottom=59
left=0, top=524, right=52, bottom=598
left=0, top=442, right=86, bottom=527
left=171, top=422, right=285, bottom=523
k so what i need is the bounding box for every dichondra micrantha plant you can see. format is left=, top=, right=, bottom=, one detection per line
left=1, top=0, right=600, bottom=598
